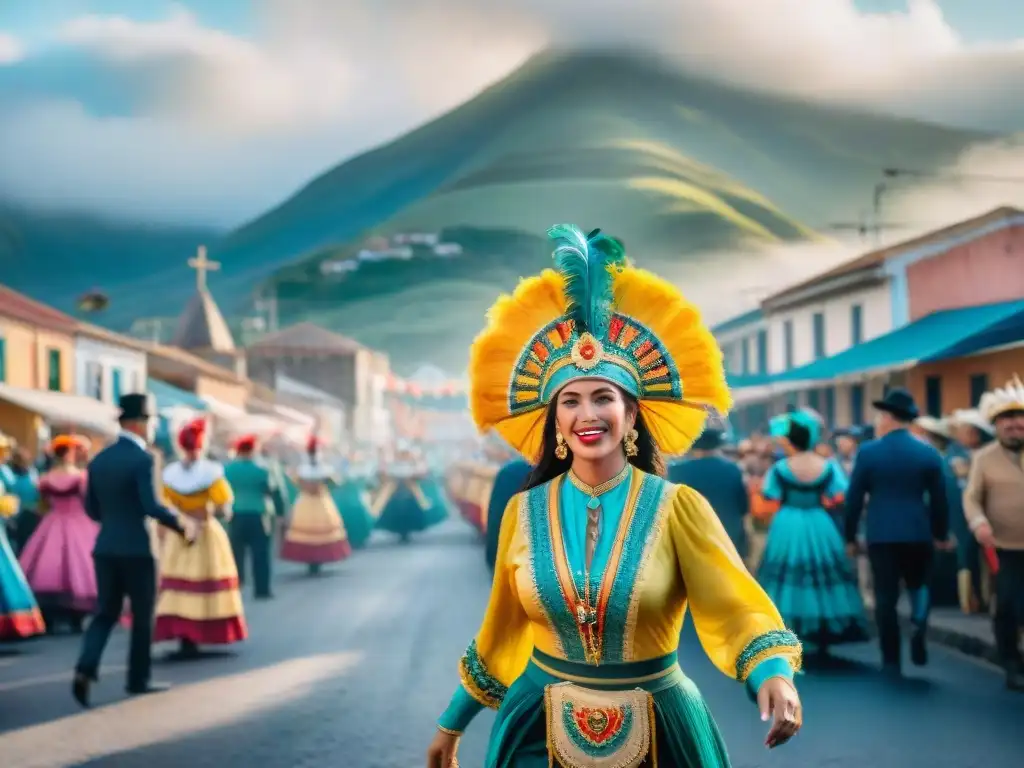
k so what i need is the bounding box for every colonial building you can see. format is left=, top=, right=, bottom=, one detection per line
left=0, top=285, right=121, bottom=451
left=245, top=323, right=391, bottom=445
left=730, top=206, right=1024, bottom=428
left=75, top=322, right=149, bottom=405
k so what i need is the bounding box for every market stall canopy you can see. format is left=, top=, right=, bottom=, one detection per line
left=0, top=383, right=119, bottom=436
left=148, top=378, right=208, bottom=414
left=774, top=299, right=1024, bottom=385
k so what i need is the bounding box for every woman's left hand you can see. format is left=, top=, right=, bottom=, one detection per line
left=757, top=676, right=802, bottom=749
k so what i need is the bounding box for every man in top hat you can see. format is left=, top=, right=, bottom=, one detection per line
left=963, top=376, right=1024, bottom=691
left=668, top=426, right=749, bottom=561
left=844, top=388, right=952, bottom=675
left=73, top=393, right=198, bottom=706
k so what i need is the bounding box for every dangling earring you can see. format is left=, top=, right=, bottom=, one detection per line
left=555, top=431, right=569, bottom=460
left=624, top=428, right=639, bottom=458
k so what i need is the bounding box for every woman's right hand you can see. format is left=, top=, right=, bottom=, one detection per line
left=426, top=729, right=460, bottom=768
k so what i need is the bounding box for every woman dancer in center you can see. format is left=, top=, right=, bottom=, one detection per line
left=427, top=225, right=803, bottom=768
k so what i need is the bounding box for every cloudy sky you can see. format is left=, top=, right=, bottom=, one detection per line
left=0, top=0, right=1022, bottom=229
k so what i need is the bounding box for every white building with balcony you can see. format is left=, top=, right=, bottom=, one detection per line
left=74, top=324, right=149, bottom=405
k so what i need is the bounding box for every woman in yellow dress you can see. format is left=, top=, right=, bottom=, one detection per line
left=427, top=225, right=803, bottom=768
left=281, top=435, right=351, bottom=575
left=154, top=418, right=247, bottom=657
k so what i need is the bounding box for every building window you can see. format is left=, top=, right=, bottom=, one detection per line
left=969, top=374, right=988, bottom=407
left=47, top=348, right=62, bottom=391
left=0, top=336, right=5, bottom=383
left=850, top=383, right=865, bottom=425
left=741, top=337, right=750, bottom=375
left=85, top=361, right=103, bottom=400
left=783, top=320, right=794, bottom=370
left=812, top=312, right=826, bottom=359
left=807, top=388, right=821, bottom=412
left=756, top=329, right=768, bottom=374
left=112, top=368, right=123, bottom=402
left=824, top=387, right=836, bottom=428
left=925, top=375, right=942, bottom=417
left=851, top=304, right=863, bottom=345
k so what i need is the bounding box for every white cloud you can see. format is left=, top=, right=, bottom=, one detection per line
left=0, top=31, right=23, bottom=64
left=2, top=0, right=1024, bottom=227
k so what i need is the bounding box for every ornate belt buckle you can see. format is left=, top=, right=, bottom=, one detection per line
left=544, top=682, right=653, bottom=768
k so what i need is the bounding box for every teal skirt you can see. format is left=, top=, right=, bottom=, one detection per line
left=486, top=651, right=730, bottom=768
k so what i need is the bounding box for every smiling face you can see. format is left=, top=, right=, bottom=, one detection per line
left=554, top=379, right=636, bottom=462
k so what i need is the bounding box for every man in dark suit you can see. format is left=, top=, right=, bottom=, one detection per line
left=73, top=394, right=197, bottom=706
left=668, top=427, right=749, bottom=560
left=845, top=388, right=953, bottom=675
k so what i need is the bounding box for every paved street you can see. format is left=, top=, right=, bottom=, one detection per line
left=1, top=519, right=1021, bottom=768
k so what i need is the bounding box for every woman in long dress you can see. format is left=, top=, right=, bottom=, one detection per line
left=756, top=410, right=868, bottom=657
left=19, top=435, right=99, bottom=632
left=330, top=453, right=376, bottom=550
left=0, top=442, right=45, bottom=641
left=426, top=225, right=802, bottom=768
left=154, top=418, right=246, bottom=657
left=375, top=445, right=441, bottom=542
left=281, top=436, right=351, bottom=574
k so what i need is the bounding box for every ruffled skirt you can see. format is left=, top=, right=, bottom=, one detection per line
left=486, top=651, right=730, bottom=768
left=281, top=491, right=351, bottom=563
left=19, top=509, right=99, bottom=614
left=154, top=517, right=247, bottom=645
left=374, top=482, right=436, bottom=536
left=330, top=482, right=375, bottom=550
left=0, top=526, right=45, bottom=640
left=757, top=506, right=868, bottom=646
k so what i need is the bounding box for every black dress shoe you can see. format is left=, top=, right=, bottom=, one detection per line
left=72, top=674, right=91, bottom=707
left=126, top=681, right=172, bottom=695
left=910, top=630, right=928, bottom=666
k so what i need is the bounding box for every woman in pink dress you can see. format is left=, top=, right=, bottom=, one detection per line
left=19, top=435, right=99, bottom=633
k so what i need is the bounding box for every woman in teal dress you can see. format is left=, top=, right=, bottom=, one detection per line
left=757, top=410, right=868, bottom=656
left=0, top=465, right=46, bottom=640
left=331, top=457, right=376, bottom=549
left=427, top=225, right=803, bottom=768
left=375, top=448, right=442, bottom=541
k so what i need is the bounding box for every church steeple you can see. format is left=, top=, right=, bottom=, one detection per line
left=171, top=245, right=237, bottom=354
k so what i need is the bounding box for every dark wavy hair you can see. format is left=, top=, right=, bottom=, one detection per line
left=522, top=393, right=665, bottom=491
left=787, top=421, right=812, bottom=453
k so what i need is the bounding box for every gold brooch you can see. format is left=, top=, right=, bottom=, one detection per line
left=571, top=333, right=604, bottom=371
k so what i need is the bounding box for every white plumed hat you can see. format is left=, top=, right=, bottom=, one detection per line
left=978, top=374, right=1024, bottom=425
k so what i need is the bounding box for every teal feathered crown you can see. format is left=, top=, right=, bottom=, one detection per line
left=549, top=224, right=627, bottom=339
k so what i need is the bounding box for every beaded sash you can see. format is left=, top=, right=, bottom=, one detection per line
left=545, top=682, right=655, bottom=768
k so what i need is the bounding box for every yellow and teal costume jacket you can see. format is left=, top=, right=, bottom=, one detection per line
left=439, top=470, right=801, bottom=730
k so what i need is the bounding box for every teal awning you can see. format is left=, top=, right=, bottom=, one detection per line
left=777, top=299, right=1024, bottom=383
left=727, top=373, right=773, bottom=389
left=147, top=377, right=208, bottom=411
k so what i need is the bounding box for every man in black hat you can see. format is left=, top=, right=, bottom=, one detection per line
left=668, top=426, right=748, bottom=560
left=73, top=393, right=198, bottom=706
left=845, top=387, right=953, bottom=675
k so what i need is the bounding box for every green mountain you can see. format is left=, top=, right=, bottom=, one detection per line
left=1, top=51, right=987, bottom=370
left=0, top=202, right=220, bottom=322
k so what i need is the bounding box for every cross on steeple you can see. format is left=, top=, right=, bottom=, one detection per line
left=187, top=245, right=220, bottom=291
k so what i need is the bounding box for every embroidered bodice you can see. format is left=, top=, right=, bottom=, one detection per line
left=162, top=459, right=233, bottom=517
left=39, top=472, right=87, bottom=515
left=762, top=459, right=845, bottom=511
left=440, top=467, right=802, bottom=730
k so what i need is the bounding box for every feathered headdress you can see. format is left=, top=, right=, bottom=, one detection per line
left=979, top=374, right=1024, bottom=424
left=468, top=224, right=730, bottom=460
left=177, top=418, right=207, bottom=454
left=49, top=434, right=90, bottom=455
left=769, top=409, right=822, bottom=447
left=233, top=434, right=258, bottom=454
